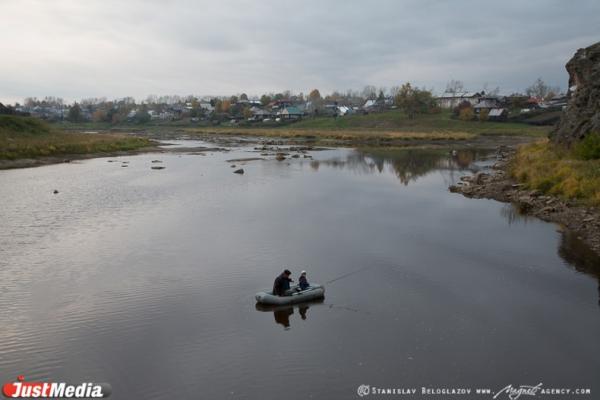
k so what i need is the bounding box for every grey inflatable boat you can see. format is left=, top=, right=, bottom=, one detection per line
left=255, top=284, right=325, bottom=305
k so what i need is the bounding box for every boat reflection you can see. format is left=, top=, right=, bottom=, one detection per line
left=255, top=299, right=324, bottom=330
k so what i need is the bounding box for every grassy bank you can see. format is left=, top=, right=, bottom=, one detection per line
left=288, top=111, right=548, bottom=135
left=510, top=136, right=600, bottom=206
left=1, top=115, right=152, bottom=160
left=54, top=110, right=550, bottom=141
left=182, top=111, right=549, bottom=141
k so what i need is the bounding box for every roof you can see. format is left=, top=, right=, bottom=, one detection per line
left=474, top=99, right=499, bottom=109
left=280, top=106, right=303, bottom=115
left=437, top=92, right=481, bottom=99
left=488, top=108, right=506, bottom=117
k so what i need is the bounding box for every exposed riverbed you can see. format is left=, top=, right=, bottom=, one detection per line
left=1, top=140, right=599, bottom=399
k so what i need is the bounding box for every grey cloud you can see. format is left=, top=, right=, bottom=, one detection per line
left=0, top=0, right=598, bottom=103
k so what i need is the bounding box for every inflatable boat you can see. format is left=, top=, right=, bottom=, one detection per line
left=255, top=284, right=325, bottom=305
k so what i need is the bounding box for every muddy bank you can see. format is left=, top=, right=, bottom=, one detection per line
left=449, top=147, right=600, bottom=256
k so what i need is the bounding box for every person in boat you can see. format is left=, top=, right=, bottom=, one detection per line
left=298, top=270, right=310, bottom=290
left=273, top=269, right=293, bottom=296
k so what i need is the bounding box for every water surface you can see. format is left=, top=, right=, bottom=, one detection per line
left=1, top=143, right=599, bottom=399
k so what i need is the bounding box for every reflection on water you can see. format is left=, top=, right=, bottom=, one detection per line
left=559, top=231, right=600, bottom=306
left=2, top=142, right=600, bottom=399
left=306, top=148, right=492, bottom=185
left=500, top=202, right=600, bottom=305
left=255, top=300, right=323, bottom=330
left=500, top=203, right=536, bottom=225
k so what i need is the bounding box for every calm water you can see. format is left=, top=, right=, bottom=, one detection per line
left=1, top=142, right=599, bottom=399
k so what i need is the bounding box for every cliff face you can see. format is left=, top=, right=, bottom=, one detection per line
left=551, top=41, right=600, bottom=146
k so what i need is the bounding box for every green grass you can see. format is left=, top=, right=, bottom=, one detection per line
left=182, top=111, right=549, bottom=142
left=510, top=138, right=600, bottom=206
left=0, top=115, right=153, bottom=160
left=279, top=110, right=549, bottom=136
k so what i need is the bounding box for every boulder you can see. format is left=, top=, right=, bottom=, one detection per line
left=233, top=168, right=244, bottom=174
left=551, top=41, right=600, bottom=145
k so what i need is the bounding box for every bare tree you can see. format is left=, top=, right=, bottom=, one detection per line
left=361, top=85, right=377, bottom=100
left=445, top=80, right=465, bottom=94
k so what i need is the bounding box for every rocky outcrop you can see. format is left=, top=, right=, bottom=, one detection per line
left=551, top=41, right=600, bottom=146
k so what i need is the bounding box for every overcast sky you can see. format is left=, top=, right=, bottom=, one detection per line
left=1, top=0, right=598, bottom=103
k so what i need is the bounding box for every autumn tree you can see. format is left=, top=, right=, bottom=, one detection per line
left=394, top=83, right=437, bottom=119
left=459, top=107, right=474, bottom=121
left=479, top=109, right=489, bottom=122
left=222, top=100, right=231, bottom=113
left=308, top=89, right=321, bottom=102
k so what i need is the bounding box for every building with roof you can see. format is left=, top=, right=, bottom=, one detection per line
left=277, top=106, right=304, bottom=119
left=436, top=92, right=482, bottom=109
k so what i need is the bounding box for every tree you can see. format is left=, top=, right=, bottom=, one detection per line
left=240, top=93, right=248, bottom=101
left=214, top=100, right=223, bottom=113
left=221, top=100, right=231, bottom=113
left=260, top=94, right=271, bottom=106
left=459, top=107, right=474, bottom=121
left=67, top=103, right=82, bottom=122
left=453, top=100, right=472, bottom=116
left=394, top=83, right=437, bottom=119
left=479, top=109, right=489, bottom=122
left=525, top=78, right=559, bottom=100
left=243, top=107, right=253, bottom=119
left=134, top=106, right=151, bottom=124
left=308, top=89, right=321, bottom=102
left=377, top=90, right=385, bottom=101
left=361, top=85, right=377, bottom=100
left=445, top=80, right=464, bottom=94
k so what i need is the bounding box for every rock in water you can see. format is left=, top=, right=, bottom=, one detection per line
left=233, top=168, right=244, bottom=174
left=551, top=41, right=600, bottom=146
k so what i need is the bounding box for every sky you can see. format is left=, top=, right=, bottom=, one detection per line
left=1, top=0, right=599, bottom=104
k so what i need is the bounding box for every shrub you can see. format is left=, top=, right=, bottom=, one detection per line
left=574, top=132, right=600, bottom=160
left=479, top=109, right=489, bottom=122
left=458, top=107, right=474, bottom=121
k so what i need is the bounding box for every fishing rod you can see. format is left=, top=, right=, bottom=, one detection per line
left=325, top=264, right=377, bottom=285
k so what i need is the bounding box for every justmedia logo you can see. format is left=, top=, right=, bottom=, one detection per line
left=357, top=384, right=371, bottom=397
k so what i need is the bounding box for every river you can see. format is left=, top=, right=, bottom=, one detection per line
left=1, top=141, right=598, bottom=399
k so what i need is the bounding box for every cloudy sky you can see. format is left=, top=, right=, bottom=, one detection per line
left=1, top=0, right=598, bottom=103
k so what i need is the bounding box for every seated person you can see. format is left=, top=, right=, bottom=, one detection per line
left=298, top=270, right=310, bottom=290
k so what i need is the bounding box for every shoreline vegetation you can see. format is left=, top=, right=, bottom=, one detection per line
left=0, top=115, right=155, bottom=169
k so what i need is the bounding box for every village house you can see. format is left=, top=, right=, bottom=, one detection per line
left=473, top=97, right=502, bottom=114
left=277, top=106, right=304, bottom=120
left=436, top=92, right=482, bottom=109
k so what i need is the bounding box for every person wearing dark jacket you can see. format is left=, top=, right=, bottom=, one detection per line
left=273, top=269, right=293, bottom=296
left=298, top=270, right=309, bottom=290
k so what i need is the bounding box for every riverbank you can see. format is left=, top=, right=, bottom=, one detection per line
left=449, top=144, right=600, bottom=256
left=0, top=115, right=156, bottom=169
